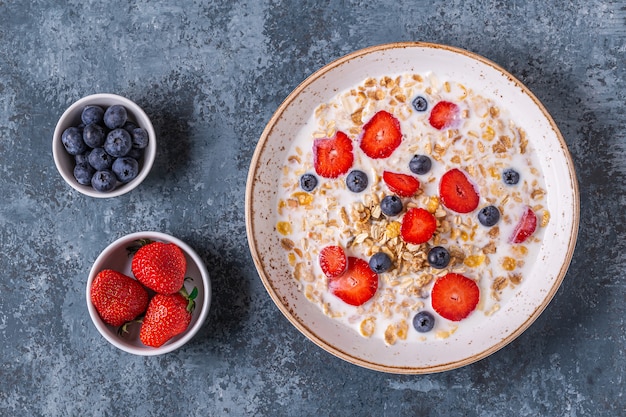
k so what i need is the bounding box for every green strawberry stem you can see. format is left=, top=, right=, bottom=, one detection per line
left=178, top=285, right=197, bottom=313
left=126, top=238, right=154, bottom=257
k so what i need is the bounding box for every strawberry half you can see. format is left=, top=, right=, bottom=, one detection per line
left=90, top=269, right=149, bottom=327
left=509, top=206, right=537, bottom=244
left=439, top=168, right=480, bottom=213
left=359, top=110, right=402, bottom=159
left=382, top=171, right=421, bottom=197
left=431, top=273, right=480, bottom=321
left=319, top=245, right=348, bottom=277
left=429, top=101, right=460, bottom=130
left=130, top=240, right=187, bottom=295
left=139, top=287, right=197, bottom=348
left=400, top=207, right=437, bottom=245
left=328, top=257, right=378, bottom=306
left=313, top=131, right=354, bottom=178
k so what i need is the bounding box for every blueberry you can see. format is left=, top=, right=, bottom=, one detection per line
left=75, top=150, right=91, bottom=166
left=478, top=205, right=500, bottom=227
left=412, top=311, right=435, bottom=333
left=73, top=163, right=95, bottom=185
left=409, top=155, right=432, bottom=175
left=380, top=195, right=403, bottom=216
left=82, top=123, right=106, bottom=148
left=130, top=127, right=149, bottom=149
left=427, top=246, right=450, bottom=269
left=112, top=156, right=139, bottom=183
left=503, top=168, right=520, bottom=185
left=412, top=96, right=428, bottom=112
left=91, top=170, right=117, bottom=192
left=126, top=147, right=144, bottom=160
left=81, top=105, right=104, bottom=125
left=104, top=128, right=132, bottom=157
left=103, top=105, right=127, bottom=129
left=300, top=173, right=318, bottom=192
left=88, top=147, right=114, bottom=171
left=61, top=127, right=88, bottom=155
left=369, top=252, right=392, bottom=273
left=346, top=170, right=368, bottom=193
left=122, top=121, right=138, bottom=133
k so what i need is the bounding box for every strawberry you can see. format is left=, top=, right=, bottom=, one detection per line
left=313, top=131, right=354, bottom=178
left=319, top=245, right=347, bottom=277
left=328, top=257, right=378, bottom=306
left=431, top=273, right=480, bottom=321
left=400, top=207, right=437, bottom=245
left=429, top=101, right=460, bottom=130
left=382, top=171, right=421, bottom=197
left=130, top=240, right=187, bottom=295
left=139, top=287, right=197, bottom=348
left=90, top=269, right=149, bottom=327
left=439, top=168, right=480, bottom=213
left=509, top=206, right=537, bottom=243
left=359, top=110, right=402, bottom=159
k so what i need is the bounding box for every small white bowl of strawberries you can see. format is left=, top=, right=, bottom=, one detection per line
left=86, top=231, right=211, bottom=355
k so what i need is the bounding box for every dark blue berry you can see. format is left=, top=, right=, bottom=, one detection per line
left=503, top=168, right=520, bottom=185
left=127, top=147, right=144, bottom=160
left=73, top=163, right=95, bottom=185
left=91, top=170, right=117, bottom=192
left=81, top=105, right=104, bottom=125
left=413, top=311, right=435, bottom=333
left=61, top=127, right=88, bottom=155
left=412, top=96, right=428, bottom=112
left=88, top=148, right=114, bottom=171
left=478, top=205, right=500, bottom=227
left=427, top=246, right=450, bottom=269
left=380, top=195, right=403, bottom=216
left=103, top=105, right=127, bottom=129
left=112, top=157, right=139, bottom=183
left=346, top=170, right=368, bottom=193
left=82, top=123, right=106, bottom=148
left=75, top=150, right=91, bottom=166
left=130, top=127, right=149, bottom=149
left=300, top=173, right=318, bottom=192
left=369, top=252, right=392, bottom=273
left=409, top=155, right=432, bottom=175
left=122, top=121, right=138, bottom=133
left=104, top=128, right=132, bottom=157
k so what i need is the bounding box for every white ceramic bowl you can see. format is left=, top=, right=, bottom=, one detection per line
left=246, top=42, right=579, bottom=374
left=52, top=93, right=157, bottom=198
left=86, top=231, right=211, bottom=355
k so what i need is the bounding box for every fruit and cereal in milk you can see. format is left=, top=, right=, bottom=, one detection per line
left=276, top=73, right=550, bottom=344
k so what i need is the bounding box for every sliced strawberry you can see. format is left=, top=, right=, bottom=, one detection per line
left=319, top=245, right=348, bottom=277
left=439, top=168, right=480, bottom=213
left=328, top=257, right=378, bottom=306
left=359, top=110, right=402, bottom=159
left=382, top=171, right=421, bottom=197
left=429, top=101, right=460, bottom=130
left=509, top=206, right=537, bottom=244
left=313, top=131, right=354, bottom=178
left=431, top=273, right=480, bottom=321
left=400, top=207, right=437, bottom=245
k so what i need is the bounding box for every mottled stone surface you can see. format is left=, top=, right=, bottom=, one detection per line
left=0, top=1, right=624, bottom=416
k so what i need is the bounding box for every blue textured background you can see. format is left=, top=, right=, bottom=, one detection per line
left=1, top=1, right=624, bottom=416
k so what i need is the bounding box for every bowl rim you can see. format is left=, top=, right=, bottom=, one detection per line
left=86, top=231, right=211, bottom=356
left=52, top=93, right=157, bottom=198
left=245, top=41, right=580, bottom=373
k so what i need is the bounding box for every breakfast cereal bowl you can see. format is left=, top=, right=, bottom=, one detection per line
left=245, top=42, right=579, bottom=374
left=53, top=93, right=156, bottom=198
left=86, top=231, right=211, bottom=355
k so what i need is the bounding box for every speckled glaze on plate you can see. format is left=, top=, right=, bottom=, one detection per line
left=245, top=42, right=579, bottom=374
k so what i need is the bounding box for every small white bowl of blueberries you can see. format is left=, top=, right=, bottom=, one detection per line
left=53, top=93, right=156, bottom=198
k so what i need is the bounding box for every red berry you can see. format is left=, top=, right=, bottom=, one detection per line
left=131, top=240, right=187, bottom=295
left=431, top=273, right=480, bottom=321
left=439, top=168, right=480, bottom=213
left=139, top=289, right=196, bottom=348
left=328, top=257, right=378, bottom=306
left=382, top=171, right=420, bottom=197
left=509, top=206, right=537, bottom=243
left=90, top=269, right=149, bottom=327
left=359, top=110, right=402, bottom=159
left=429, top=101, right=460, bottom=130
left=400, top=207, right=437, bottom=245
left=313, top=131, right=354, bottom=178
left=319, top=245, right=348, bottom=277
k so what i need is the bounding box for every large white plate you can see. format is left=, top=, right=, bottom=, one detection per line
left=245, top=42, right=579, bottom=373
